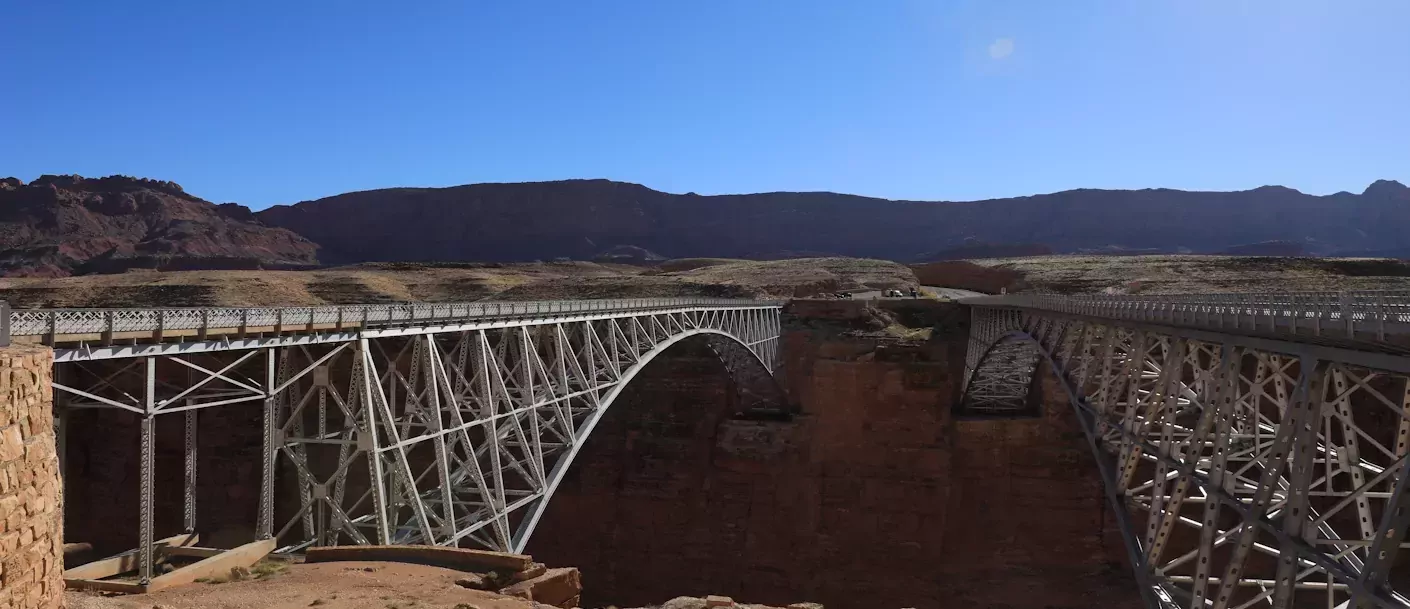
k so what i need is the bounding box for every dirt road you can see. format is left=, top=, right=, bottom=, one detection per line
left=66, top=561, right=537, bottom=609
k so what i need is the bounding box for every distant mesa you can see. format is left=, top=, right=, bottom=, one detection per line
left=1074, top=245, right=1172, bottom=256
left=1219, top=241, right=1306, bottom=257
left=914, top=240, right=1052, bottom=262
left=4, top=175, right=1410, bottom=278
left=592, top=245, right=666, bottom=265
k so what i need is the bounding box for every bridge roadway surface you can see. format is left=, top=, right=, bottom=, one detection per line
left=12, top=290, right=1410, bottom=607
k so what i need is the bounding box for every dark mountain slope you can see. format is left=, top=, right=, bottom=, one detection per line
left=256, top=178, right=1410, bottom=264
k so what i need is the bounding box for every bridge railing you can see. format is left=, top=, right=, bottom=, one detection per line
left=7, top=297, right=783, bottom=339
left=962, top=290, right=1410, bottom=341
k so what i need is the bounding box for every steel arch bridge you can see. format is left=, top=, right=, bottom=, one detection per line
left=961, top=292, right=1410, bottom=609
left=7, top=297, right=783, bottom=583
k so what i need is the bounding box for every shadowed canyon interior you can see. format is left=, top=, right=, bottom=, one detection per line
left=527, top=300, right=1141, bottom=608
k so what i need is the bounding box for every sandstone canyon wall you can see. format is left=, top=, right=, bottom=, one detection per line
left=0, top=345, right=64, bottom=609
left=528, top=300, right=1142, bottom=608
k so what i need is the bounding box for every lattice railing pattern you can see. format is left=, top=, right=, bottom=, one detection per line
left=9, top=297, right=781, bottom=338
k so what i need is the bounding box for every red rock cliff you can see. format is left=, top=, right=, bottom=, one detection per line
left=529, top=300, right=1142, bottom=608
left=0, top=175, right=318, bottom=277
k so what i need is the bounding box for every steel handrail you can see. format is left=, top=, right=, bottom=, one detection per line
left=7, top=297, right=784, bottom=338
left=963, top=290, right=1410, bottom=341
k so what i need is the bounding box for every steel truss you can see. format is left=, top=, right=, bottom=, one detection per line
left=50, top=303, right=782, bottom=583
left=963, top=306, right=1410, bottom=609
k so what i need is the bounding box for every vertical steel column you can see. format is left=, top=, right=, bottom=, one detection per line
left=424, top=336, right=457, bottom=541
left=358, top=339, right=392, bottom=545
left=184, top=409, right=197, bottom=532
left=138, top=356, right=156, bottom=584
left=257, top=347, right=276, bottom=539
left=478, top=330, right=511, bottom=549
left=183, top=366, right=198, bottom=533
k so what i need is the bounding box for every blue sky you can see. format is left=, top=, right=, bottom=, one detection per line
left=2, top=1, right=1407, bottom=208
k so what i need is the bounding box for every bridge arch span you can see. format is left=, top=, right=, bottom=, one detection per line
left=262, top=308, right=787, bottom=555
left=36, top=298, right=783, bottom=581
left=512, top=327, right=783, bottom=551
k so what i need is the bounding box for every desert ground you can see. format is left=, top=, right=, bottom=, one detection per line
left=5, top=255, right=1410, bottom=310
left=66, top=561, right=535, bottom=609
left=0, top=258, right=917, bottom=308
left=968, top=254, right=1410, bottom=294
left=65, top=561, right=805, bottom=609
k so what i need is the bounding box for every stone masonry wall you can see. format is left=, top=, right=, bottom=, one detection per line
left=0, top=345, right=64, bottom=609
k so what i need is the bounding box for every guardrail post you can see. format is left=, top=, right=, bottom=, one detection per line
left=1377, top=293, right=1387, bottom=341
left=102, top=311, right=114, bottom=346
left=0, top=300, right=9, bottom=348
left=198, top=310, right=209, bottom=341
left=1340, top=291, right=1353, bottom=338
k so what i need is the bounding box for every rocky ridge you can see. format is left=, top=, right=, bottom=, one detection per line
left=255, top=178, right=1410, bottom=265
left=0, top=174, right=318, bottom=277
left=6, top=174, right=1410, bottom=278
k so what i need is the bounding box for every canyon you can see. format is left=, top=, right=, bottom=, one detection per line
left=528, top=299, right=1139, bottom=608
left=50, top=298, right=1141, bottom=608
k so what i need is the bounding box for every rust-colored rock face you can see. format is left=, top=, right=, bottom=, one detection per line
left=909, top=260, right=1027, bottom=294
left=0, top=345, right=64, bottom=609
left=530, top=301, right=1142, bottom=608
left=940, top=358, right=1137, bottom=607
left=0, top=175, right=318, bottom=277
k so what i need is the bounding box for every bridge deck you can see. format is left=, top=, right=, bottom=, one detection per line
left=962, top=290, right=1410, bottom=353
left=3, top=297, right=782, bottom=350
